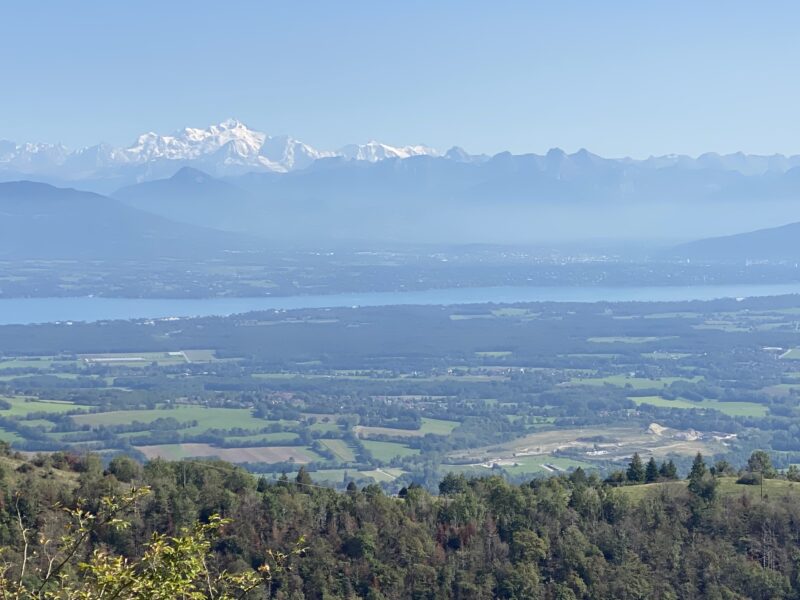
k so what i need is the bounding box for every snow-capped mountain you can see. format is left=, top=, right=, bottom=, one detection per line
left=0, top=119, right=441, bottom=185
left=338, top=140, right=440, bottom=162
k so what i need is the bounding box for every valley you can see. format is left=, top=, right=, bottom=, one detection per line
left=2, top=294, right=800, bottom=490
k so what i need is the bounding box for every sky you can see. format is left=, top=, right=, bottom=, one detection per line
left=1, top=1, right=799, bottom=157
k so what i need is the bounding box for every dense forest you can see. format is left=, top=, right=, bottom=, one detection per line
left=1, top=445, right=799, bottom=599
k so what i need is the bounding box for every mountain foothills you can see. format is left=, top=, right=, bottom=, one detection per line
left=1, top=446, right=800, bottom=599
left=0, top=181, right=253, bottom=259
left=673, top=221, right=800, bottom=262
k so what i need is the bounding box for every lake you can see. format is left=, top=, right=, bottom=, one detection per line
left=2, top=283, right=800, bottom=325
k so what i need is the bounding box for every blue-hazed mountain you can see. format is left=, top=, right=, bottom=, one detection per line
left=110, top=152, right=800, bottom=244
left=0, top=181, right=257, bottom=259
left=114, top=167, right=261, bottom=231
left=672, top=221, right=800, bottom=261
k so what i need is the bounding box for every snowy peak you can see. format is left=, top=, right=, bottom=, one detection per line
left=338, top=140, right=440, bottom=162
left=0, top=119, right=442, bottom=182
left=123, top=119, right=267, bottom=163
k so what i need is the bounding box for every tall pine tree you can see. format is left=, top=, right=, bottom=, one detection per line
left=627, top=453, right=645, bottom=483
left=645, top=457, right=659, bottom=483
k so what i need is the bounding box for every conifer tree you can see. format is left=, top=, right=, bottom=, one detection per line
left=626, top=453, right=645, bottom=483
left=645, top=457, right=659, bottom=483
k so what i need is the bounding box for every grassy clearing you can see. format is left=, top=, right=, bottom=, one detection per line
left=781, top=349, right=800, bottom=360
left=320, top=439, right=357, bottom=462
left=362, top=440, right=419, bottom=461
left=72, top=406, right=276, bottom=434
left=475, top=351, right=513, bottom=358
left=616, top=477, right=800, bottom=503
left=135, top=443, right=322, bottom=464
left=631, top=395, right=767, bottom=417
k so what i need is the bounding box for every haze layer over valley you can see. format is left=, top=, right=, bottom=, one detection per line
left=3, top=119, right=800, bottom=246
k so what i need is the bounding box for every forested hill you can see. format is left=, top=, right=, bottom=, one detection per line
left=1, top=447, right=798, bottom=599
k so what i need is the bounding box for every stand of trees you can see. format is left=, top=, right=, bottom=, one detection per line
left=0, top=446, right=799, bottom=599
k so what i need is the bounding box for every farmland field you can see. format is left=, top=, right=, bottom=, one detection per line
left=135, top=443, right=323, bottom=463
left=573, top=375, right=702, bottom=389
left=630, top=395, right=767, bottom=418
left=0, top=396, right=83, bottom=417
left=355, top=417, right=459, bottom=439
left=72, top=406, right=273, bottom=433
left=362, top=440, right=419, bottom=461
left=319, top=439, right=357, bottom=462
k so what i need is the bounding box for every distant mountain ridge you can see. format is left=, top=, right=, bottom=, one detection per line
left=4, top=119, right=800, bottom=191
left=0, top=119, right=442, bottom=186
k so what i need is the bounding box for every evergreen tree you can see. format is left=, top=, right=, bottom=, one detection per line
left=295, top=466, right=313, bottom=486
left=659, top=459, right=678, bottom=480
left=688, top=452, right=706, bottom=483
left=626, top=453, right=645, bottom=483
left=688, top=452, right=717, bottom=501
left=645, top=457, right=659, bottom=483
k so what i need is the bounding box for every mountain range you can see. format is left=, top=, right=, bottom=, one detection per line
left=0, top=119, right=442, bottom=190
left=4, top=119, right=800, bottom=245
left=5, top=118, right=800, bottom=190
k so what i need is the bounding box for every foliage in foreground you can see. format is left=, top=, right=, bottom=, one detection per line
left=1, top=449, right=800, bottom=599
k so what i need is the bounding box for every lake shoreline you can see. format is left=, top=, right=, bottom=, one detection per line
left=3, top=282, right=800, bottom=326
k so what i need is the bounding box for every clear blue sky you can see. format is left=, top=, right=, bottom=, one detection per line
left=1, top=1, right=798, bottom=157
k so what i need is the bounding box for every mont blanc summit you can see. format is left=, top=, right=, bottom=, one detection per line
left=0, top=119, right=440, bottom=183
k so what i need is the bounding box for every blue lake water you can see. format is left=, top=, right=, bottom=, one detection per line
left=1, top=283, right=800, bottom=325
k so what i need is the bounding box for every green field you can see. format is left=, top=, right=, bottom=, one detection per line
left=359, top=467, right=406, bottom=482
left=362, top=440, right=420, bottom=461
left=72, top=406, right=276, bottom=434
left=576, top=375, right=701, bottom=389
left=224, top=431, right=300, bottom=444
left=320, top=439, right=357, bottom=462
left=781, top=348, right=800, bottom=360
left=588, top=336, right=675, bottom=344
left=475, top=351, right=513, bottom=358
left=0, top=396, right=82, bottom=417
left=616, top=477, right=800, bottom=503
left=502, top=455, right=594, bottom=475
left=0, top=357, right=75, bottom=370
left=631, top=395, right=767, bottom=417
left=79, top=351, right=193, bottom=367
left=356, top=417, right=459, bottom=439
left=135, top=443, right=322, bottom=464
left=0, top=428, right=24, bottom=443
left=420, top=417, right=459, bottom=435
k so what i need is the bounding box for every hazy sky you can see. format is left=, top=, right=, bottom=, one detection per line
left=2, top=1, right=799, bottom=157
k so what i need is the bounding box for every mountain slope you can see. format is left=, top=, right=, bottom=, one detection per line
left=673, top=221, right=800, bottom=261
left=113, top=167, right=261, bottom=230
left=0, top=181, right=253, bottom=259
